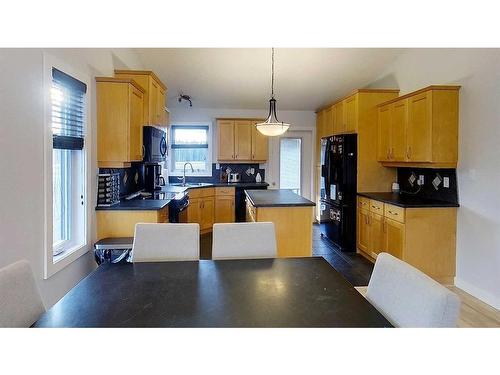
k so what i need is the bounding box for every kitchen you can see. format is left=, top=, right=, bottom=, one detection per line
left=1, top=5, right=500, bottom=370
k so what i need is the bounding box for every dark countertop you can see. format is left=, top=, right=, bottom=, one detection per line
left=33, top=258, right=391, bottom=328
left=358, top=192, right=459, bottom=208
left=95, top=199, right=171, bottom=211
left=245, top=189, right=316, bottom=208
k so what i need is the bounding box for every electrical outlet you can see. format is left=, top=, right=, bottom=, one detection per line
left=443, top=177, right=450, bottom=188
left=216, top=163, right=220, bottom=170
left=418, top=175, right=425, bottom=186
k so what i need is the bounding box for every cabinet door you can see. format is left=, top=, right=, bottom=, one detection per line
left=407, top=91, right=432, bottom=162
left=377, top=104, right=391, bottom=161
left=129, top=86, right=144, bottom=161
left=343, top=95, right=358, bottom=133
left=215, top=196, right=235, bottom=223
left=369, top=212, right=384, bottom=257
left=234, top=120, right=252, bottom=160
left=391, top=100, right=408, bottom=161
left=384, top=218, right=405, bottom=259
left=157, top=86, right=166, bottom=126
left=200, top=197, right=215, bottom=230
left=251, top=121, right=268, bottom=161
left=148, top=79, right=158, bottom=125
left=187, top=198, right=202, bottom=224
left=217, top=120, right=235, bottom=160
left=334, top=102, right=344, bottom=134
left=357, top=209, right=370, bottom=253
left=324, top=106, right=334, bottom=136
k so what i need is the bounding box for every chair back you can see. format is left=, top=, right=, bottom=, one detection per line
left=366, top=253, right=460, bottom=327
left=0, top=260, right=45, bottom=327
left=212, top=222, right=277, bottom=260
left=132, top=223, right=200, bottom=262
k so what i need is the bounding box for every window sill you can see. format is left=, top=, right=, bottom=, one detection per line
left=45, top=242, right=90, bottom=279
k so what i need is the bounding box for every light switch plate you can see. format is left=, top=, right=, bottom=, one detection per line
left=443, top=177, right=450, bottom=188
left=216, top=163, right=220, bottom=170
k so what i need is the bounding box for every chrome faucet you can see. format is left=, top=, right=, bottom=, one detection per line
left=178, top=162, right=194, bottom=186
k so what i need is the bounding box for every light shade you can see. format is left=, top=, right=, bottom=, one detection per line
left=256, top=98, right=290, bottom=136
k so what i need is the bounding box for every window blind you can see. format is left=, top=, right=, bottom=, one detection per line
left=51, top=68, right=87, bottom=150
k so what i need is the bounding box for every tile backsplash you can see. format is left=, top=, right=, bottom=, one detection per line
left=167, top=163, right=265, bottom=184
left=397, top=167, right=458, bottom=204
left=99, top=162, right=145, bottom=198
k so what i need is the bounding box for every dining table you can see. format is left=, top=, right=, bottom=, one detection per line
left=33, top=257, right=392, bottom=327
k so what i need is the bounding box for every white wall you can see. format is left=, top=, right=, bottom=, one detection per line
left=367, top=48, right=500, bottom=309
left=169, top=107, right=316, bottom=198
left=0, top=48, right=143, bottom=307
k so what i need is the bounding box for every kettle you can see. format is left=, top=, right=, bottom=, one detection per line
left=228, top=173, right=241, bottom=183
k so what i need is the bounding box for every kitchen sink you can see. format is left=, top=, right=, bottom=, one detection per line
left=170, top=182, right=211, bottom=187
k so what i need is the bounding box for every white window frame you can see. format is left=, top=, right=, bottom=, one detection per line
left=43, top=53, right=92, bottom=279
left=169, top=122, right=212, bottom=177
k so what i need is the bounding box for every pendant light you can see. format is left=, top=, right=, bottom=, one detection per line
left=256, top=48, right=290, bottom=136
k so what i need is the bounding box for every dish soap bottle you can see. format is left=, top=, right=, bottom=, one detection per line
left=255, top=172, right=262, bottom=183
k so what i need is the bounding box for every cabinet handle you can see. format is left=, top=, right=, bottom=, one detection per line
left=387, top=149, right=390, bottom=160
left=390, top=148, right=394, bottom=159
left=388, top=210, right=398, bottom=216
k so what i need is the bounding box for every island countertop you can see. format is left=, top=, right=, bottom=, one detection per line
left=245, top=189, right=316, bottom=208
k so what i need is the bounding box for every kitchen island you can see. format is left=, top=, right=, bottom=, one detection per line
left=245, top=189, right=315, bottom=258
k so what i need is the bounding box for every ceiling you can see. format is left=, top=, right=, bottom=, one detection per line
left=135, top=48, right=405, bottom=111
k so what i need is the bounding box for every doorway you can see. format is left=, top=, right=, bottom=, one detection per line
left=277, top=130, right=313, bottom=200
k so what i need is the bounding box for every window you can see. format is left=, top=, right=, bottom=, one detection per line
left=280, top=138, right=302, bottom=195
left=51, top=68, right=87, bottom=258
left=170, top=125, right=211, bottom=175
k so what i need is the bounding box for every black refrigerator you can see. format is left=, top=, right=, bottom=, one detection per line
left=320, top=134, right=357, bottom=252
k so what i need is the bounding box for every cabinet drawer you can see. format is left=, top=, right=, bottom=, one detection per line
left=369, top=199, right=384, bottom=214
left=384, top=203, right=405, bottom=223
left=358, top=196, right=370, bottom=210
left=215, top=187, right=235, bottom=196
left=188, top=187, right=214, bottom=199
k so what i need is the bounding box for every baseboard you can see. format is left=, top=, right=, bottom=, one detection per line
left=454, top=277, right=500, bottom=310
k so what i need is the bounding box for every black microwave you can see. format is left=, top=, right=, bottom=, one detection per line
left=143, top=126, right=167, bottom=163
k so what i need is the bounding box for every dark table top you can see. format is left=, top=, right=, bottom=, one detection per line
left=245, top=189, right=316, bottom=208
left=358, top=192, right=459, bottom=208
left=33, top=257, right=390, bottom=328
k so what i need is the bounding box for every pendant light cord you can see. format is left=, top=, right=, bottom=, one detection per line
left=271, top=47, right=274, bottom=98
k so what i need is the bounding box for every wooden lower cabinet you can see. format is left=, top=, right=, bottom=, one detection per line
left=246, top=199, right=313, bottom=257
left=187, top=187, right=235, bottom=232
left=357, top=197, right=456, bottom=284
left=96, top=207, right=169, bottom=240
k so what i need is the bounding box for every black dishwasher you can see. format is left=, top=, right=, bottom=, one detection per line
left=235, top=185, right=268, bottom=222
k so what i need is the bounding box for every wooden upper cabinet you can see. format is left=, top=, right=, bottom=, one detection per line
left=234, top=120, right=252, bottom=160
left=407, top=91, right=432, bottom=162
left=251, top=121, right=269, bottom=161
left=96, top=78, right=144, bottom=167
left=217, top=120, right=235, bottom=160
left=334, top=102, right=344, bottom=134
left=377, top=86, right=460, bottom=168
left=217, top=118, right=268, bottom=162
left=114, top=70, right=168, bottom=127
left=391, top=99, right=408, bottom=162
left=324, top=106, right=334, bottom=136
left=343, top=95, right=358, bottom=133
left=377, top=104, right=391, bottom=161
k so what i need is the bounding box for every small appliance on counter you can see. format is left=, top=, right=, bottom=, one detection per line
left=228, top=173, right=241, bottom=183
left=143, top=126, right=167, bottom=163
left=144, top=163, right=165, bottom=192
left=97, top=173, right=120, bottom=207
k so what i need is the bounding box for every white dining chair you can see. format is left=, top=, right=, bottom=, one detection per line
left=0, top=260, right=45, bottom=327
left=212, top=222, right=277, bottom=260
left=131, top=223, right=200, bottom=262
left=366, top=252, right=461, bottom=328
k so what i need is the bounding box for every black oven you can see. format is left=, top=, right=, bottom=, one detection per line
left=143, top=126, right=167, bottom=163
